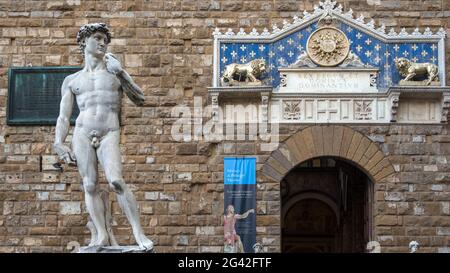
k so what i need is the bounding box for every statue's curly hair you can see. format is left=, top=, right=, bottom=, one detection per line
left=76, top=23, right=111, bottom=55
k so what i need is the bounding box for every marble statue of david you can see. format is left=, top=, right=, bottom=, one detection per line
left=54, top=23, right=153, bottom=250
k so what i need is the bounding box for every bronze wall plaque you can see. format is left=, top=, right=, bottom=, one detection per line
left=7, top=66, right=81, bottom=125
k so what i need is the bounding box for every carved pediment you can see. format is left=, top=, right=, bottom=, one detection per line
left=209, top=0, right=449, bottom=125
left=212, top=0, right=446, bottom=90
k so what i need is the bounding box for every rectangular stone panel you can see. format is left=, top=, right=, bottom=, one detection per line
left=276, top=98, right=390, bottom=123
left=397, top=99, right=439, bottom=123
left=278, top=69, right=379, bottom=93
left=7, top=66, right=81, bottom=125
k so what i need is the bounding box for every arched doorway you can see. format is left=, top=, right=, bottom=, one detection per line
left=261, top=126, right=395, bottom=253
left=283, top=198, right=338, bottom=253
left=281, top=157, right=373, bottom=253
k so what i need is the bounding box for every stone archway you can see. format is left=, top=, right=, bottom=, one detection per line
left=261, top=125, right=395, bottom=183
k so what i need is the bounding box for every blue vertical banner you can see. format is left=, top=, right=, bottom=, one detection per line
left=223, top=157, right=256, bottom=253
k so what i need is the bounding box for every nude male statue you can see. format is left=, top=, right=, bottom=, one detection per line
left=54, top=23, right=153, bottom=250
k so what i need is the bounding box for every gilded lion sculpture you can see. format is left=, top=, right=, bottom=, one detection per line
left=395, top=57, right=439, bottom=86
left=221, top=59, right=267, bottom=86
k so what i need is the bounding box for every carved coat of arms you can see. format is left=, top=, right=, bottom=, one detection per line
left=307, top=27, right=350, bottom=67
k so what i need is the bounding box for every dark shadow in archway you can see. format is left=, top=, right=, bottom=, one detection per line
left=281, top=157, right=373, bottom=253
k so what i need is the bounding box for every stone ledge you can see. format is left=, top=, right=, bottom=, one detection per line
left=78, top=246, right=155, bottom=253
left=389, top=86, right=450, bottom=99
left=208, top=86, right=272, bottom=99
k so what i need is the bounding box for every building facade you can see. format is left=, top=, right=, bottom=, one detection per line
left=0, top=0, right=450, bottom=253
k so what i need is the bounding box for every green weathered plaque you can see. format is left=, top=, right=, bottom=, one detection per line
left=7, top=66, right=82, bottom=125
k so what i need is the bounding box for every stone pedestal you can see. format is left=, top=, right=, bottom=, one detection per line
left=398, top=80, right=441, bottom=86
left=78, top=245, right=154, bottom=253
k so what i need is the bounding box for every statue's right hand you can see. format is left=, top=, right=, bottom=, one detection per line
left=53, top=143, right=77, bottom=166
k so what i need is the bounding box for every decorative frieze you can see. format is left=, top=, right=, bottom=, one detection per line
left=273, top=97, right=388, bottom=123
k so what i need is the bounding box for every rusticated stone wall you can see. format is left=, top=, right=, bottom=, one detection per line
left=0, top=0, right=449, bottom=252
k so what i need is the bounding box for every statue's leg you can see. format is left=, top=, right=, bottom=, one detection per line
left=72, top=129, right=109, bottom=246
left=404, top=72, right=415, bottom=81
left=235, top=235, right=244, bottom=253
left=96, top=131, right=153, bottom=250
left=428, top=68, right=438, bottom=84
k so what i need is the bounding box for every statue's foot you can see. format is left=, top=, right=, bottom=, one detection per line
left=136, top=234, right=153, bottom=250
left=93, top=235, right=110, bottom=246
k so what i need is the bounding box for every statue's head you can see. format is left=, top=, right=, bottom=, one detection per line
left=253, top=243, right=263, bottom=253
left=395, top=57, right=410, bottom=69
left=77, top=23, right=112, bottom=57
left=226, top=205, right=235, bottom=214
left=251, top=59, right=267, bottom=76
left=409, top=241, right=419, bottom=253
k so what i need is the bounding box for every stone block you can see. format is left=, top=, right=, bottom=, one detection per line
left=375, top=215, right=399, bottom=226
left=175, top=172, right=192, bottom=182
left=144, top=192, right=159, bottom=201
left=176, top=144, right=197, bottom=155
left=437, top=228, right=450, bottom=236
left=168, top=202, right=181, bottom=215
left=59, top=202, right=81, bottom=215
left=236, top=143, right=255, bottom=154
left=23, top=237, right=43, bottom=246
left=195, top=226, right=215, bottom=235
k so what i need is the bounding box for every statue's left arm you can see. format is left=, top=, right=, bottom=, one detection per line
left=235, top=209, right=255, bottom=219
left=105, top=53, right=145, bottom=106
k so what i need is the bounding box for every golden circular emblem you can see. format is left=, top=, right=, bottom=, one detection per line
left=306, top=27, right=350, bottom=67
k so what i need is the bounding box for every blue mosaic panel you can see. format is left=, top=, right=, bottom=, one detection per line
left=220, top=23, right=318, bottom=87
left=342, top=22, right=389, bottom=87
left=386, top=41, right=439, bottom=85
left=218, top=22, right=439, bottom=90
